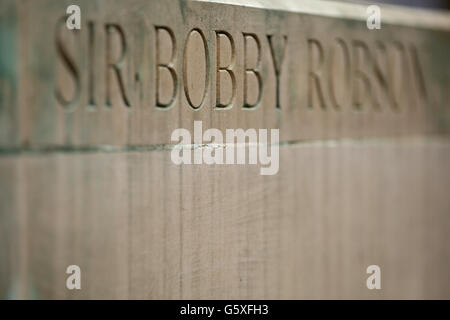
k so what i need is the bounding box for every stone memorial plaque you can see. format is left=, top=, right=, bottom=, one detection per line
left=0, top=0, right=449, bottom=299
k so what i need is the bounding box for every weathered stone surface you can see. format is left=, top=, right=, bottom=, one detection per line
left=1, top=0, right=449, bottom=299
left=0, top=0, right=449, bottom=149
left=2, top=139, right=450, bottom=299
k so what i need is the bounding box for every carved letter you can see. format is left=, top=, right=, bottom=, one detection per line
left=215, top=31, right=236, bottom=109
left=55, top=17, right=80, bottom=111
left=87, top=21, right=96, bottom=109
left=388, top=41, right=408, bottom=111
left=372, top=41, right=391, bottom=111
left=105, top=24, right=131, bottom=108
left=328, top=38, right=350, bottom=110
left=408, top=44, right=427, bottom=107
left=352, top=40, right=372, bottom=110
left=243, top=33, right=262, bottom=109
left=307, top=38, right=326, bottom=109
left=183, top=28, right=210, bottom=110
left=267, top=34, right=287, bottom=109
left=155, top=26, right=177, bottom=109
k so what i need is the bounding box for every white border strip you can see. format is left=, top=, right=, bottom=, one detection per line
left=195, top=0, right=450, bottom=30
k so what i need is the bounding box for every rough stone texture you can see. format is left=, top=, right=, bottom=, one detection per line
left=0, top=0, right=449, bottom=299
left=0, top=0, right=449, bottom=148
left=2, top=139, right=450, bottom=299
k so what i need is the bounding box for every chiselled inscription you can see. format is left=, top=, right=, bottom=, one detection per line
left=267, top=34, right=288, bottom=110
left=155, top=26, right=177, bottom=109
left=1, top=0, right=449, bottom=148
left=183, top=28, right=210, bottom=110
left=215, top=30, right=236, bottom=109
left=55, top=18, right=429, bottom=116
left=105, top=24, right=131, bottom=108
left=307, top=38, right=427, bottom=112
left=242, top=32, right=263, bottom=109
left=55, top=17, right=81, bottom=111
left=55, top=13, right=427, bottom=119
